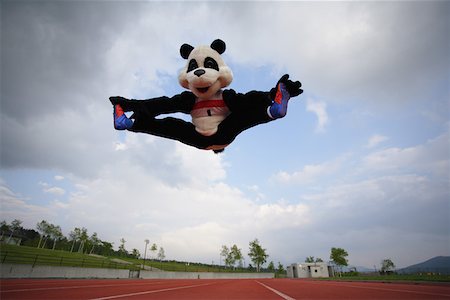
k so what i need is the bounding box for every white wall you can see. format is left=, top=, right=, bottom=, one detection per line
left=1, top=263, right=130, bottom=279
left=1, top=263, right=274, bottom=279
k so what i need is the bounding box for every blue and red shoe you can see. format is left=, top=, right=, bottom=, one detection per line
left=269, top=82, right=290, bottom=119
left=113, top=104, right=133, bottom=130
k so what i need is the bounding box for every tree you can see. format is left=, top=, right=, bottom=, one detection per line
left=221, top=244, right=243, bottom=269
left=50, top=225, right=63, bottom=250
left=7, top=219, right=22, bottom=244
left=118, top=238, right=127, bottom=256
left=78, top=228, right=88, bottom=253
left=36, top=220, right=50, bottom=248
left=220, top=245, right=229, bottom=267
left=131, top=248, right=140, bottom=259
left=99, top=240, right=114, bottom=256
left=248, top=238, right=268, bottom=272
left=0, top=221, right=8, bottom=241
left=0, top=221, right=8, bottom=240
left=230, top=245, right=243, bottom=268
left=306, top=256, right=323, bottom=263
left=150, top=243, right=158, bottom=259
left=381, top=258, right=396, bottom=274
left=89, top=232, right=101, bottom=254
left=330, top=247, right=348, bottom=276
left=277, top=262, right=285, bottom=274
left=69, top=227, right=81, bottom=252
left=305, top=256, right=315, bottom=263
left=157, top=247, right=165, bottom=261
left=267, top=261, right=275, bottom=272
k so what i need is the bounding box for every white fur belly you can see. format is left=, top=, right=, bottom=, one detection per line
left=192, top=115, right=227, bottom=136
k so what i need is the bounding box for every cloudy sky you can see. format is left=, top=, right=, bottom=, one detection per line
left=1, top=1, right=449, bottom=269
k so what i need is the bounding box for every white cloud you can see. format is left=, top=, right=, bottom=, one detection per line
left=254, top=203, right=310, bottom=230
left=43, top=187, right=66, bottom=196
left=0, top=133, right=313, bottom=263
left=114, top=142, right=128, bottom=151
left=268, top=128, right=449, bottom=266
left=366, top=134, right=388, bottom=148
left=306, top=98, right=329, bottom=133
left=363, top=130, right=449, bottom=177
left=273, top=155, right=347, bottom=185
left=0, top=180, right=54, bottom=228
left=54, top=175, right=64, bottom=181
left=38, top=181, right=49, bottom=188
left=39, top=181, right=65, bottom=196
left=55, top=169, right=311, bottom=263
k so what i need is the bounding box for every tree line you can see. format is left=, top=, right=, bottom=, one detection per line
left=0, top=219, right=142, bottom=259
left=220, top=238, right=285, bottom=273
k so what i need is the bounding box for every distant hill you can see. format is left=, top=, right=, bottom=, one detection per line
left=398, top=256, right=450, bottom=275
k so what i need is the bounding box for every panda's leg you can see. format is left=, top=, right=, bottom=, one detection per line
left=130, top=116, right=210, bottom=150
left=110, top=93, right=195, bottom=118
left=214, top=109, right=273, bottom=147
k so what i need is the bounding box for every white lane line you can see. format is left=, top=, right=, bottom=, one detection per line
left=89, top=282, right=216, bottom=300
left=256, top=281, right=296, bottom=300
left=3, top=281, right=166, bottom=293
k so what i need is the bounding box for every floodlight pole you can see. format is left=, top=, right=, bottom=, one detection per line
left=143, top=239, right=149, bottom=270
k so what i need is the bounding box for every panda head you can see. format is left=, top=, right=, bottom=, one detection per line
left=178, top=39, right=233, bottom=99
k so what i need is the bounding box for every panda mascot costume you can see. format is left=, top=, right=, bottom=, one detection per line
left=110, top=39, right=303, bottom=153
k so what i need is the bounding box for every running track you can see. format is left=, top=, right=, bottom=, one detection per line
left=1, top=278, right=450, bottom=299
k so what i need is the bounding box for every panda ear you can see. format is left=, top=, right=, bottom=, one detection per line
left=211, top=39, right=226, bottom=55
left=180, top=43, right=194, bottom=59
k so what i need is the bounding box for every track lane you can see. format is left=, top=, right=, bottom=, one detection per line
left=1, top=279, right=282, bottom=300
left=1, top=279, right=215, bottom=300
left=141, top=279, right=280, bottom=300
left=257, top=279, right=450, bottom=300
left=2, top=278, right=450, bottom=300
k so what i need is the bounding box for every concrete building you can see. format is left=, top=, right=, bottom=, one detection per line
left=287, top=262, right=333, bottom=278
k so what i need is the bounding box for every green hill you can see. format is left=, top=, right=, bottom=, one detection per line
left=398, top=256, right=450, bottom=275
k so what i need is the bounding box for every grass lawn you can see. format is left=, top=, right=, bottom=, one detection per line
left=1, top=244, right=139, bottom=270
left=0, top=244, right=258, bottom=273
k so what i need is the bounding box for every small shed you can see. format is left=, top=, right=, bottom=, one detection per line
left=287, top=262, right=332, bottom=278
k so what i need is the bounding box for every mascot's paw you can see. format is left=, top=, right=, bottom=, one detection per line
left=269, top=82, right=290, bottom=119
left=113, top=104, right=133, bottom=130
left=271, top=74, right=303, bottom=99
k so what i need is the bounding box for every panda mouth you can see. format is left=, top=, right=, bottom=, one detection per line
left=197, top=86, right=210, bottom=94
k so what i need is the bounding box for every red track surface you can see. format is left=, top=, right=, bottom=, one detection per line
left=1, top=278, right=450, bottom=299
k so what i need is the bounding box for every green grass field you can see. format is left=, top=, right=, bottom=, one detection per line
left=0, top=244, right=250, bottom=273
left=1, top=244, right=140, bottom=270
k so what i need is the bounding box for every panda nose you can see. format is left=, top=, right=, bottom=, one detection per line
left=194, top=69, right=205, bottom=77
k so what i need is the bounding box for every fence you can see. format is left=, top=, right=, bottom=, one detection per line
left=0, top=250, right=140, bottom=271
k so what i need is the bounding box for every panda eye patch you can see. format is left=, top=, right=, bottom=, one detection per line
left=187, top=59, right=199, bottom=73
left=204, top=57, right=219, bottom=71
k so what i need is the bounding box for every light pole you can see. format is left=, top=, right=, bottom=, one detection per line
left=143, top=239, right=149, bottom=270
